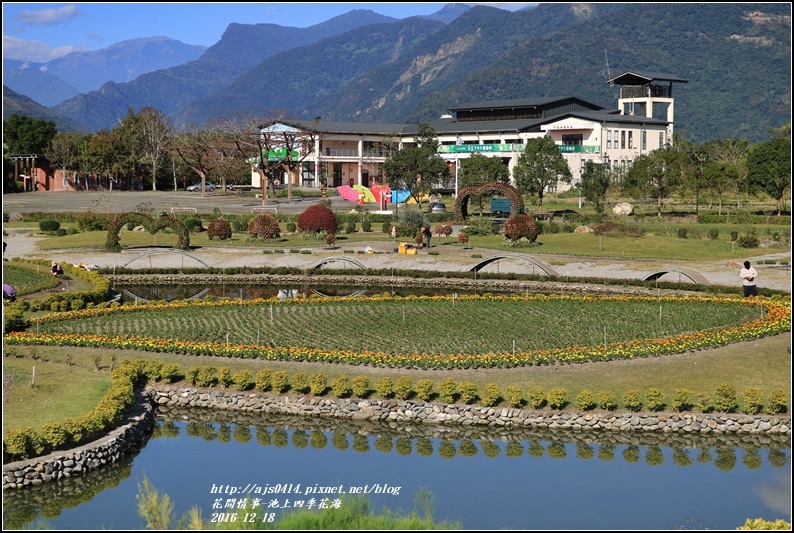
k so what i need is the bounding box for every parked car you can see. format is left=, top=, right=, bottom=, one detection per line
left=187, top=182, right=215, bottom=192
left=429, top=201, right=447, bottom=213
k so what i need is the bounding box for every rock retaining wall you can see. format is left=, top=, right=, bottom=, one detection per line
left=150, top=386, right=791, bottom=436
left=3, top=391, right=155, bottom=490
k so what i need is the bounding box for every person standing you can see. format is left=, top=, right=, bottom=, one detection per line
left=422, top=226, right=432, bottom=248
left=740, top=261, right=758, bottom=297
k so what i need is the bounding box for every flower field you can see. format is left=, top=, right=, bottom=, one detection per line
left=5, top=294, right=790, bottom=370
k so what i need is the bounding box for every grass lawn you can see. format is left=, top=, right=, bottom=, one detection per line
left=25, top=224, right=792, bottom=263
left=3, top=334, right=789, bottom=432
left=3, top=354, right=112, bottom=431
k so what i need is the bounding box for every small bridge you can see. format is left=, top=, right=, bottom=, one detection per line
left=310, top=256, right=368, bottom=270
left=470, top=253, right=560, bottom=277
left=119, top=249, right=212, bottom=269
left=641, top=267, right=711, bottom=285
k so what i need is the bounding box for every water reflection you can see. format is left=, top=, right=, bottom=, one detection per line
left=115, top=284, right=485, bottom=303
left=4, top=406, right=790, bottom=530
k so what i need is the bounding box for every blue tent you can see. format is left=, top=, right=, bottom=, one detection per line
left=391, top=189, right=411, bottom=204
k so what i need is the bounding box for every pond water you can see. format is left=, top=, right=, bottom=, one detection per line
left=115, top=283, right=485, bottom=303
left=4, top=408, right=790, bottom=530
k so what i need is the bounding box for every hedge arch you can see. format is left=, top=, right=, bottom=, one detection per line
left=452, top=182, right=525, bottom=223
left=106, top=212, right=190, bottom=251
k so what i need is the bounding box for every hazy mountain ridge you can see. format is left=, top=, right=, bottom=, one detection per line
left=48, top=9, right=406, bottom=132
left=6, top=3, right=790, bottom=143
left=2, top=86, right=87, bottom=133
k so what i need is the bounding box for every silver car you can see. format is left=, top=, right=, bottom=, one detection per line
left=187, top=182, right=215, bottom=192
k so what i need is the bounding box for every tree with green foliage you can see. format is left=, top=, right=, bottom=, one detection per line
left=623, top=147, right=687, bottom=217
left=459, top=153, right=509, bottom=214
left=3, top=114, right=57, bottom=154
left=512, top=135, right=571, bottom=213
left=746, top=129, right=790, bottom=215
left=580, top=160, right=611, bottom=213
left=700, top=138, right=749, bottom=214
left=384, top=123, right=450, bottom=211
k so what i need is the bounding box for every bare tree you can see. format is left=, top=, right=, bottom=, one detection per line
left=170, top=127, right=221, bottom=197
left=45, top=132, right=82, bottom=189
left=226, top=112, right=319, bottom=205
left=139, top=107, right=173, bottom=191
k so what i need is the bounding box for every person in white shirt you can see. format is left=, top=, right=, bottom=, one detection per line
left=740, top=261, right=758, bottom=297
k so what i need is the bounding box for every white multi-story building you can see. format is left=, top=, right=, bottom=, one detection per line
left=255, top=71, right=687, bottom=194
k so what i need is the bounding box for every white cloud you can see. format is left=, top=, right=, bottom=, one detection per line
left=3, top=35, right=86, bottom=62
left=16, top=4, right=82, bottom=26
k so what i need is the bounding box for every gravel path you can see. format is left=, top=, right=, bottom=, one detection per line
left=3, top=228, right=791, bottom=291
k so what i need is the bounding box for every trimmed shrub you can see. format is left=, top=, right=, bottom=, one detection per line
left=677, top=228, right=688, bottom=239
left=527, top=386, right=545, bottom=409
left=575, top=389, right=596, bottom=411
left=195, top=367, right=217, bottom=388
left=504, top=386, right=524, bottom=408
left=547, top=388, right=567, bottom=410
left=271, top=371, right=288, bottom=393
left=437, top=378, right=457, bottom=403
left=742, top=387, right=764, bottom=415
left=458, top=381, right=478, bottom=404
left=351, top=376, right=370, bottom=398
left=248, top=213, right=281, bottom=240
left=39, top=219, right=60, bottom=233
left=362, top=219, right=372, bottom=232
left=297, top=203, right=337, bottom=235
left=373, top=377, right=394, bottom=398
left=217, top=367, right=232, bottom=388
left=255, top=369, right=272, bottom=391
left=504, top=214, right=539, bottom=242
left=184, top=217, right=203, bottom=233
left=712, top=382, right=738, bottom=413
left=645, top=388, right=666, bottom=412
left=622, top=389, right=643, bottom=412
left=480, top=383, right=501, bottom=407
left=708, top=228, right=720, bottom=240
left=737, top=233, right=759, bottom=248
left=291, top=372, right=310, bottom=394
left=345, top=221, right=356, bottom=234
left=286, top=222, right=297, bottom=233
left=233, top=370, right=255, bottom=391
left=414, top=379, right=434, bottom=402
left=672, top=388, right=694, bottom=412
left=597, top=390, right=617, bottom=411
left=331, top=375, right=351, bottom=398
left=696, top=392, right=713, bottom=413
left=207, top=218, right=232, bottom=240
left=309, top=373, right=327, bottom=396
left=394, top=376, right=413, bottom=400
left=767, top=389, right=788, bottom=414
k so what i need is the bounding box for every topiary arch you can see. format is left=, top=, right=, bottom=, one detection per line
left=106, top=212, right=190, bottom=251
left=452, top=182, right=525, bottom=223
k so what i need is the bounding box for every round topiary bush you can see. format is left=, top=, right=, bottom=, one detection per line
left=184, top=217, right=204, bottom=233
left=248, top=214, right=281, bottom=240
left=504, top=213, right=538, bottom=242
left=207, top=218, right=233, bottom=240
left=297, top=203, right=337, bottom=235
left=39, top=219, right=60, bottom=233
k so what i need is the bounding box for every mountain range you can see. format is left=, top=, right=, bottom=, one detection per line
left=3, top=3, right=791, bottom=143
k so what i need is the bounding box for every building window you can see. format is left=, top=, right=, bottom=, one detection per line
left=642, top=130, right=647, bottom=151
left=562, top=134, right=583, bottom=145
left=621, top=131, right=626, bottom=149
left=659, top=132, right=664, bottom=148
left=606, top=130, right=612, bottom=150
left=628, top=131, right=633, bottom=149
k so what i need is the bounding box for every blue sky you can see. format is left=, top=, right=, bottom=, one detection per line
left=2, top=2, right=535, bottom=63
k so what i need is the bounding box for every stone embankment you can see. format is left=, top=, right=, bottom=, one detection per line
left=151, top=386, right=791, bottom=436
left=3, top=393, right=155, bottom=490
left=4, top=385, right=790, bottom=490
